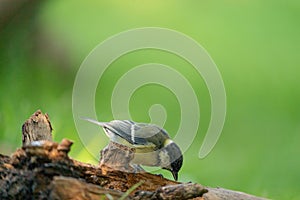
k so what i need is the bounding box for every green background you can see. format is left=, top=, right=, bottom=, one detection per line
left=0, top=1, right=299, bottom=199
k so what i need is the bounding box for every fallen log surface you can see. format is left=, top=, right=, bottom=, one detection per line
left=0, top=110, right=268, bottom=200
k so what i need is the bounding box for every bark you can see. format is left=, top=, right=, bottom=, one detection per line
left=0, top=110, right=267, bottom=200
left=22, top=109, right=53, bottom=146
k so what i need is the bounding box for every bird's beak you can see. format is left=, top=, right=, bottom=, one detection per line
left=171, top=170, right=178, bottom=181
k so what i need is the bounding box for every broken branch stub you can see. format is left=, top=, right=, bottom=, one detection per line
left=22, top=110, right=53, bottom=146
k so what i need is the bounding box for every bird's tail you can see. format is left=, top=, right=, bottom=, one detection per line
left=80, top=117, right=107, bottom=127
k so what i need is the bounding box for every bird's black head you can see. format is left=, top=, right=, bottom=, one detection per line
left=161, top=141, right=183, bottom=181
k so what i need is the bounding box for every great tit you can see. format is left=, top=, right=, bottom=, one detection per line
left=83, top=118, right=183, bottom=181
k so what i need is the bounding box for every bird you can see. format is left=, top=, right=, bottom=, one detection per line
left=82, top=118, right=183, bottom=181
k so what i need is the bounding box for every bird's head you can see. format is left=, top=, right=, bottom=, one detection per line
left=159, top=140, right=183, bottom=181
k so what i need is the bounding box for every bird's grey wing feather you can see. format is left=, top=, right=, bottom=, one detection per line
left=82, top=118, right=138, bottom=144
left=82, top=118, right=167, bottom=148
left=105, top=120, right=150, bottom=145
left=107, top=120, right=169, bottom=148
left=134, top=124, right=170, bottom=149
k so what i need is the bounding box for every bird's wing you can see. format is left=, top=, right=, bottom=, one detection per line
left=107, top=120, right=154, bottom=146
left=82, top=118, right=168, bottom=149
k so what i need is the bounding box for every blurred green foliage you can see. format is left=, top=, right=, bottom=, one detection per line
left=0, top=0, right=299, bottom=199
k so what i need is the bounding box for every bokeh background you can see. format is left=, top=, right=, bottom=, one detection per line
left=0, top=1, right=299, bottom=199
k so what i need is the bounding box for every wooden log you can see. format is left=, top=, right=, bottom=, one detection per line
left=49, top=176, right=128, bottom=200
left=202, top=187, right=268, bottom=200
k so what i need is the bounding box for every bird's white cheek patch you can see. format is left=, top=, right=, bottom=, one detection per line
left=159, top=150, right=171, bottom=168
